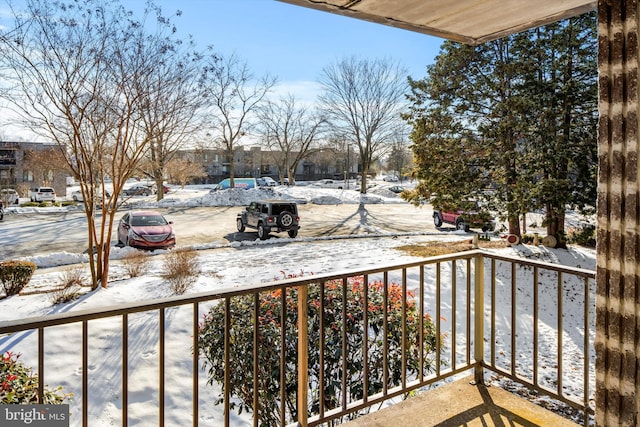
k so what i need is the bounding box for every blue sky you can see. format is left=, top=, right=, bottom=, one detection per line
left=1, top=0, right=445, bottom=138
left=147, top=0, right=443, bottom=83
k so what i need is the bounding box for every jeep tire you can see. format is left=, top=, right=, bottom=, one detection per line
left=288, top=229, right=298, bottom=238
left=456, top=220, right=469, bottom=232
left=277, top=211, right=294, bottom=228
left=237, top=218, right=246, bottom=232
left=433, top=212, right=443, bottom=227
left=258, top=223, right=268, bottom=240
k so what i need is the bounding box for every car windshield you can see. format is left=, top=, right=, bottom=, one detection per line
left=131, top=215, right=167, bottom=226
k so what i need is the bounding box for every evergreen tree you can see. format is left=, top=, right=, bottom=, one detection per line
left=515, top=14, right=597, bottom=246
left=404, top=13, right=597, bottom=244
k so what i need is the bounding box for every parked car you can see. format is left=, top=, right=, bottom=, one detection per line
left=123, top=184, right=152, bottom=196
left=146, top=183, right=170, bottom=194
left=0, top=188, right=19, bottom=205
left=433, top=200, right=495, bottom=232
left=261, top=177, right=277, bottom=187
left=71, top=189, right=111, bottom=204
left=117, top=211, right=176, bottom=250
left=312, top=179, right=345, bottom=189
left=389, top=185, right=405, bottom=194
left=383, top=175, right=399, bottom=182
left=29, top=187, right=56, bottom=202
left=237, top=200, right=300, bottom=240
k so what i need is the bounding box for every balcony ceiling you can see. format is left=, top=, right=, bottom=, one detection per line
left=277, top=0, right=597, bottom=45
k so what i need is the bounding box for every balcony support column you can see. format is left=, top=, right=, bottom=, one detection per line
left=596, top=1, right=640, bottom=425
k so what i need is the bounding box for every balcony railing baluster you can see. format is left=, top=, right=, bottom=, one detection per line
left=473, top=252, right=484, bottom=384
left=159, top=308, right=165, bottom=427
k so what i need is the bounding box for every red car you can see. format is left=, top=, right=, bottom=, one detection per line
left=433, top=201, right=495, bottom=232
left=117, top=211, right=176, bottom=250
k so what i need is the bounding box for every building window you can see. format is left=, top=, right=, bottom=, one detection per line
left=23, top=171, right=34, bottom=182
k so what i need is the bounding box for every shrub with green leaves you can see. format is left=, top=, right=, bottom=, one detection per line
left=198, top=274, right=442, bottom=426
left=0, top=352, right=71, bottom=404
left=567, top=224, right=596, bottom=247
left=0, top=260, right=37, bottom=297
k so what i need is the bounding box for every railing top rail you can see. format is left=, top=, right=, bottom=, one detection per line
left=480, top=249, right=596, bottom=278
left=0, top=249, right=594, bottom=334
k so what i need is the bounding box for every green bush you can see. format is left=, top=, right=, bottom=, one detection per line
left=567, top=224, right=596, bottom=247
left=198, top=274, right=442, bottom=426
left=18, top=201, right=59, bottom=208
left=521, top=234, right=535, bottom=244
left=0, top=260, right=37, bottom=297
left=0, top=352, right=71, bottom=404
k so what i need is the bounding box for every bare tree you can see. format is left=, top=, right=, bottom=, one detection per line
left=135, top=11, right=211, bottom=202
left=23, top=148, right=70, bottom=187
left=386, top=136, right=414, bottom=182
left=258, top=94, right=325, bottom=185
left=202, top=53, right=276, bottom=187
left=0, top=0, right=185, bottom=288
left=319, top=57, right=408, bottom=193
left=165, top=157, right=207, bottom=188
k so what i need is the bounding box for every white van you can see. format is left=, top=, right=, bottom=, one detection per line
left=213, top=178, right=258, bottom=191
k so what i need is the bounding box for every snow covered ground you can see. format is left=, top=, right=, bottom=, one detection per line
left=0, top=180, right=596, bottom=426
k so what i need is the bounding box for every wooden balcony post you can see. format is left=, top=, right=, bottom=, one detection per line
left=473, top=253, right=485, bottom=384
left=297, top=285, right=309, bottom=426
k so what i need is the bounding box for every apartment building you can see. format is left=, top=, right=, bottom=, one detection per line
left=0, top=141, right=68, bottom=197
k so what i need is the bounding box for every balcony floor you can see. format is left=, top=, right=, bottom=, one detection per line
left=342, top=376, right=580, bottom=427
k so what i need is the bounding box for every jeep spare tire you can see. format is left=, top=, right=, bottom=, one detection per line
left=277, top=211, right=294, bottom=228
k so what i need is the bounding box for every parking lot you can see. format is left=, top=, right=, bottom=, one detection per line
left=0, top=203, right=440, bottom=260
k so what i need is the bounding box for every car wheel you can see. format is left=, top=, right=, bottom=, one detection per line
left=456, top=220, right=469, bottom=232
left=237, top=218, right=246, bottom=232
left=288, top=229, right=298, bottom=238
left=433, top=213, right=443, bottom=227
left=257, top=223, right=268, bottom=240
left=277, top=211, right=294, bottom=228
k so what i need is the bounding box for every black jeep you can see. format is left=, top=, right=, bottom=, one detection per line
left=237, top=200, right=300, bottom=240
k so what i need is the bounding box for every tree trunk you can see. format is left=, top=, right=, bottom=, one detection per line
left=228, top=147, right=236, bottom=188
left=507, top=214, right=521, bottom=237
left=154, top=170, right=164, bottom=202
left=287, top=168, right=296, bottom=186
left=545, top=203, right=567, bottom=248
left=360, top=166, right=368, bottom=194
